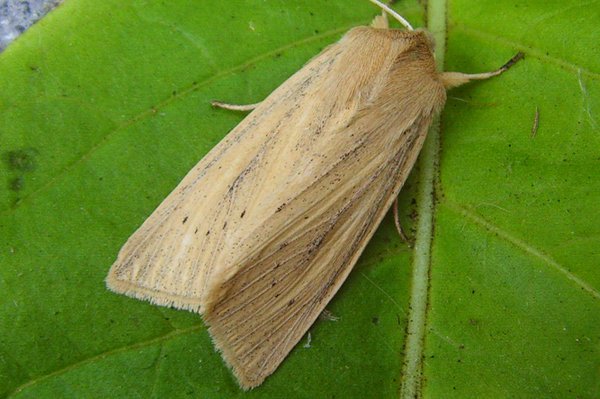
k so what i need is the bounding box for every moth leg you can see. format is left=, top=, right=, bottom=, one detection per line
left=393, top=197, right=412, bottom=247
left=440, top=52, right=524, bottom=89
left=211, top=101, right=262, bottom=112
left=319, top=309, right=340, bottom=322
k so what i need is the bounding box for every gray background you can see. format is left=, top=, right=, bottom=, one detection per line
left=0, top=0, right=62, bottom=51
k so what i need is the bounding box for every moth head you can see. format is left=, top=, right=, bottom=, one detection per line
left=414, top=28, right=437, bottom=53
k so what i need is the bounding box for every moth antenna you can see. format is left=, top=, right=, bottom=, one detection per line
left=440, top=52, right=524, bottom=89
left=368, top=0, right=414, bottom=30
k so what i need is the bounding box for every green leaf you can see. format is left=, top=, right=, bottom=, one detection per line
left=424, top=1, right=600, bottom=397
left=0, top=0, right=598, bottom=398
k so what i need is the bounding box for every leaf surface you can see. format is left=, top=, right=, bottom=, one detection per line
left=0, top=0, right=597, bottom=398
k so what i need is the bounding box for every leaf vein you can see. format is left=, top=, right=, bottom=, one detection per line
left=447, top=201, right=600, bottom=301
left=453, top=24, right=600, bottom=79
left=0, top=25, right=355, bottom=217
left=7, top=325, right=202, bottom=398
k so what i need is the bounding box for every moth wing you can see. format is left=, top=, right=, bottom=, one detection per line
left=107, top=26, right=445, bottom=389
left=105, top=35, right=363, bottom=312
left=204, top=110, right=439, bottom=389
left=202, top=28, right=446, bottom=388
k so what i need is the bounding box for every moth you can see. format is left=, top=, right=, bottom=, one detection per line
left=106, top=0, right=522, bottom=389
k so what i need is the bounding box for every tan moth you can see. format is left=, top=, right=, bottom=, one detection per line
left=106, top=0, right=522, bottom=389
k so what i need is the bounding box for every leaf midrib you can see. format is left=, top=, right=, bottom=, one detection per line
left=399, top=0, right=600, bottom=397
left=398, top=0, right=447, bottom=397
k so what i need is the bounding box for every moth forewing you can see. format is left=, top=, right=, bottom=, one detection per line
left=205, top=28, right=445, bottom=388
left=106, top=5, right=521, bottom=390
left=204, top=112, right=438, bottom=389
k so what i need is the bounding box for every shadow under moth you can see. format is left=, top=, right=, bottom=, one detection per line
left=106, top=0, right=522, bottom=389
